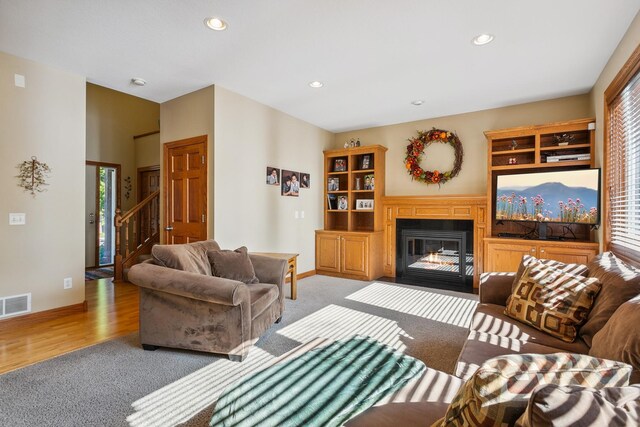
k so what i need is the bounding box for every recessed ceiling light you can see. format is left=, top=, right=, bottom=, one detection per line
left=411, top=100, right=424, bottom=106
left=472, top=33, right=494, bottom=46
left=131, top=78, right=147, bottom=86
left=309, top=81, right=324, bottom=88
left=204, top=17, right=228, bottom=31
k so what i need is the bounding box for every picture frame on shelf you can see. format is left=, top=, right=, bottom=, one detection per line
left=364, top=174, right=375, bottom=190
left=356, top=199, right=374, bottom=210
left=333, top=158, right=347, bottom=172
left=327, top=194, right=337, bottom=210
left=327, top=177, right=339, bottom=191
left=337, top=195, right=348, bottom=210
left=360, top=155, right=371, bottom=170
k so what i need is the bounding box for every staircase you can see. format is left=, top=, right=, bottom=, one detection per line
left=114, top=190, right=160, bottom=281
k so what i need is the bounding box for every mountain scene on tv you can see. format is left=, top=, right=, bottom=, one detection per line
left=496, top=172, right=598, bottom=224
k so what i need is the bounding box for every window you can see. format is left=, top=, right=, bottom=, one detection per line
left=605, top=45, right=640, bottom=264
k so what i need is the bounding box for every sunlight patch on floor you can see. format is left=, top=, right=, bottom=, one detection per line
left=345, top=282, right=478, bottom=328
left=127, top=347, right=276, bottom=427
left=276, top=304, right=412, bottom=351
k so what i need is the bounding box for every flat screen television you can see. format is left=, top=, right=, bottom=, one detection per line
left=496, top=169, right=600, bottom=234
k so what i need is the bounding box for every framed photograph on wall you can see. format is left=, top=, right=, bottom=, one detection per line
left=356, top=199, right=374, bottom=210
left=281, top=170, right=300, bottom=196
left=266, top=167, right=280, bottom=185
left=333, top=158, right=347, bottom=172
left=300, top=173, right=310, bottom=189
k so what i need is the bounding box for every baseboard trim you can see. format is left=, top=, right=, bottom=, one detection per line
left=297, top=269, right=316, bottom=280
left=0, top=300, right=88, bottom=326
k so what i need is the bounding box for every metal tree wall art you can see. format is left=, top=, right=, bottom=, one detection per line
left=17, top=156, right=51, bottom=196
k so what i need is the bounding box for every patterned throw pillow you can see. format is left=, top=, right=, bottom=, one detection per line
left=434, top=353, right=632, bottom=427
left=511, top=254, right=589, bottom=292
left=505, top=262, right=602, bottom=342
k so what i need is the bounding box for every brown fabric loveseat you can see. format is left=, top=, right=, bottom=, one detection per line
left=348, top=252, right=640, bottom=425
left=128, top=240, right=287, bottom=362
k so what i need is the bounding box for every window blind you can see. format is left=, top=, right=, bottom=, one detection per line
left=608, top=68, right=640, bottom=262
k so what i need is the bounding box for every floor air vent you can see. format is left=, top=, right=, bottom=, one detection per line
left=0, top=293, right=31, bottom=319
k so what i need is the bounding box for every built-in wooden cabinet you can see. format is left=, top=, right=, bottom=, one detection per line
left=484, top=238, right=599, bottom=272
left=316, top=230, right=383, bottom=280
left=316, top=145, right=387, bottom=281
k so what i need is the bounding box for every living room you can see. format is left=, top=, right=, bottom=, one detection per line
left=1, top=1, right=640, bottom=425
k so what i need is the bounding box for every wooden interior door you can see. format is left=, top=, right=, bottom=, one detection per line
left=137, top=166, right=160, bottom=244
left=163, top=136, right=207, bottom=244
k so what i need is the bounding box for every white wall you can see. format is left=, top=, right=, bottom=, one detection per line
left=0, top=51, right=86, bottom=313
left=213, top=86, right=334, bottom=273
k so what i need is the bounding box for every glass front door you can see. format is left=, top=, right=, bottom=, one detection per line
left=98, top=166, right=117, bottom=266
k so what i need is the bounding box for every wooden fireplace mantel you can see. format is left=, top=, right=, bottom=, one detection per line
left=382, top=195, right=487, bottom=288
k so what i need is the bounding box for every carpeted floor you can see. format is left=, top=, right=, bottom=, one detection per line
left=85, top=266, right=114, bottom=281
left=0, top=275, right=477, bottom=427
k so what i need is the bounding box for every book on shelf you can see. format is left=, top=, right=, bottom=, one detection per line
left=546, top=153, right=591, bottom=162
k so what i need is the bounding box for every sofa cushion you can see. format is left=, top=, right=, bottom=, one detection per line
left=248, top=282, right=279, bottom=319
left=208, top=246, right=259, bottom=284
left=472, top=304, right=590, bottom=353
left=455, top=331, right=580, bottom=381
left=512, top=254, right=589, bottom=292
left=516, top=384, right=640, bottom=427
left=151, top=240, right=220, bottom=275
left=590, top=295, right=640, bottom=384
left=441, top=353, right=632, bottom=427
left=505, top=262, right=601, bottom=342
left=581, top=252, right=640, bottom=346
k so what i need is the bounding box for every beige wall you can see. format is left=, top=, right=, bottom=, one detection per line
left=214, top=86, right=334, bottom=273
left=159, top=85, right=215, bottom=238
left=135, top=133, right=160, bottom=169
left=590, top=11, right=640, bottom=168
left=0, top=51, right=86, bottom=313
left=86, top=83, right=159, bottom=210
left=335, top=94, right=592, bottom=196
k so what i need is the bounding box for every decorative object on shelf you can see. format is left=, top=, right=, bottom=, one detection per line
left=364, top=174, right=375, bottom=190
left=281, top=169, right=300, bottom=197
left=300, top=172, right=310, bottom=189
left=553, top=133, right=575, bottom=146
left=355, top=177, right=361, bottom=190
left=17, top=156, right=51, bottom=196
left=123, top=176, right=132, bottom=199
left=404, top=128, right=463, bottom=185
left=360, top=154, right=371, bottom=170
left=356, top=199, right=374, bottom=210
left=344, top=138, right=361, bottom=148
left=508, top=157, right=518, bottom=165
left=328, top=177, right=340, bottom=191
left=327, top=194, right=338, bottom=210
left=337, top=196, right=348, bottom=210
left=511, top=139, right=518, bottom=150
left=266, top=167, right=280, bottom=185
left=334, top=158, right=347, bottom=172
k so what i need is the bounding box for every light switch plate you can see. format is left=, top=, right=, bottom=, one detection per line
left=14, top=74, right=25, bottom=88
left=9, top=213, right=26, bottom=225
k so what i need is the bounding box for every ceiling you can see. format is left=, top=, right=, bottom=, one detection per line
left=1, top=1, right=638, bottom=133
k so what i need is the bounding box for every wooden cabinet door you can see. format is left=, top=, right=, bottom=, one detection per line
left=485, top=241, right=536, bottom=272
left=538, top=245, right=598, bottom=265
left=341, top=235, right=369, bottom=276
left=316, top=233, right=341, bottom=273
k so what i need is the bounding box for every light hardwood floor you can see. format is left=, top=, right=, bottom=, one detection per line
left=0, top=279, right=139, bottom=374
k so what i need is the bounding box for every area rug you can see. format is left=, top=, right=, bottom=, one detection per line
left=0, top=276, right=478, bottom=427
left=85, top=266, right=114, bottom=281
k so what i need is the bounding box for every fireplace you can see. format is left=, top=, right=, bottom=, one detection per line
left=396, top=219, right=473, bottom=292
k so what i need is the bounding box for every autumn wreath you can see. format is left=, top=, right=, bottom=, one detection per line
left=405, top=128, right=463, bottom=185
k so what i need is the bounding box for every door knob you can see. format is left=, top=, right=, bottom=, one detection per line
left=165, top=226, right=174, bottom=231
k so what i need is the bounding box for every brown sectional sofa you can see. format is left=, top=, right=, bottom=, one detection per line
left=349, top=252, right=640, bottom=425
